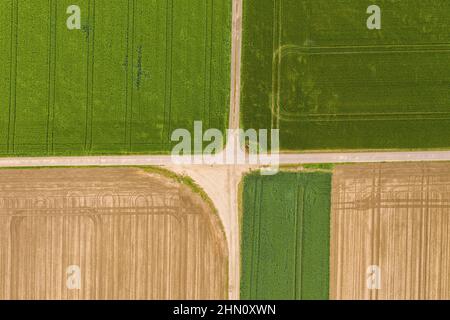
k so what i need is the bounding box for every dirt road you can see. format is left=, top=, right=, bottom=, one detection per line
left=5, top=149, right=450, bottom=168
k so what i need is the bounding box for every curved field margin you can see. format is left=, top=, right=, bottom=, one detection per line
left=0, top=167, right=228, bottom=300
left=0, top=0, right=230, bottom=156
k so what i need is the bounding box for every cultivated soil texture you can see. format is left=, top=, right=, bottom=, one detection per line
left=331, top=163, right=450, bottom=300
left=0, top=167, right=228, bottom=300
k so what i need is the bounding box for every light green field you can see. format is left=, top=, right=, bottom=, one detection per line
left=241, top=171, right=331, bottom=300
left=241, top=0, right=450, bottom=151
left=0, top=0, right=230, bottom=156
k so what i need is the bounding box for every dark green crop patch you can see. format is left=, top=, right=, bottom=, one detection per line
left=241, top=171, right=331, bottom=300
left=241, top=0, right=450, bottom=151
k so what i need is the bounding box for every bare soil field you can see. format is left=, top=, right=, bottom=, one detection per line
left=0, top=167, right=228, bottom=300
left=331, top=163, right=450, bottom=300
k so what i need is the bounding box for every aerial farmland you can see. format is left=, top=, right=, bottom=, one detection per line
left=240, top=171, right=331, bottom=299
left=330, top=163, right=450, bottom=300
left=3, top=0, right=450, bottom=305
left=0, top=0, right=230, bottom=156
left=240, top=163, right=450, bottom=300
left=241, top=0, right=450, bottom=151
left=0, top=167, right=228, bottom=299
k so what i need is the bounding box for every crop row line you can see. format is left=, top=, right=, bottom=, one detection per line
left=7, top=0, right=18, bottom=154
left=271, top=0, right=282, bottom=130
left=292, top=43, right=450, bottom=50
left=125, top=0, right=136, bottom=151
left=370, top=168, right=381, bottom=300
left=279, top=116, right=450, bottom=123
left=281, top=111, right=450, bottom=117
left=249, top=178, right=263, bottom=299
left=46, top=0, right=57, bottom=154
left=203, top=0, right=214, bottom=129
left=84, top=0, right=96, bottom=152
left=294, top=183, right=305, bottom=299
left=247, top=179, right=256, bottom=298
left=287, top=49, right=450, bottom=55
left=162, top=0, right=173, bottom=145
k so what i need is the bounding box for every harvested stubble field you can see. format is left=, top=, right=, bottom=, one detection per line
left=331, top=163, right=450, bottom=300
left=241, top=0, right=450, bottom=150
left=0, top=0, right=230, bottom=156
left=241, top=172, right=331, bottom=300
left=0, top=167, right=228, bottom=300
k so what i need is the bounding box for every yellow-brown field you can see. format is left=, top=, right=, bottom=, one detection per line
left=330, top=163, right=450, bottom=300
left=0, top=168, right=227, bottom=300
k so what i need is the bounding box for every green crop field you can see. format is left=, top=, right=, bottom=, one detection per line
left=0, top=0, right=230, bottom=156
left=241, top=0, right=450, bottom=151
left=240, top=171, right=331, bottom=300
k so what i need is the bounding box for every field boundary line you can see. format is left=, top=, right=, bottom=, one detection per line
left=84, top=0, right=96, bottom=152
left=162, top=0, right=173, bottom=144
left=7, top=0, right=18, bottom=154
left=46, top=0, right=57, bottom=154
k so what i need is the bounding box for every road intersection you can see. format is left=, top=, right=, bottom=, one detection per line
left=0, top=0, right=447, bottom=300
